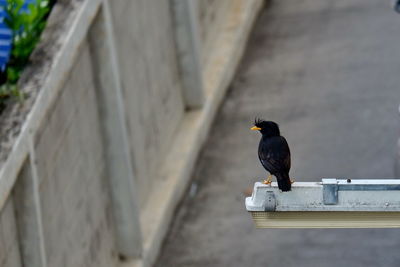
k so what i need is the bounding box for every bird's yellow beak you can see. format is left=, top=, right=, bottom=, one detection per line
left=251, top=126, right=261, bottom=131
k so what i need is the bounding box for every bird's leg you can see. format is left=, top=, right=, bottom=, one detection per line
left=263, top=174, right=273, bottom=185
left=290, top=179, right=295, bottom=184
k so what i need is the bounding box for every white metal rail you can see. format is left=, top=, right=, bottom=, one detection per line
left=246, top=179, right=400, bottom=228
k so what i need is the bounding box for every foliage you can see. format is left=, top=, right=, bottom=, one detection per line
left=0, top=0, right=54, bottom=106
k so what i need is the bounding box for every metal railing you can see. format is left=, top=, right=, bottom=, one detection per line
left=246, top=179, right=400, bottom=228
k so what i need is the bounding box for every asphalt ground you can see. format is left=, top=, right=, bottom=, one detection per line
left=155, top=1, right=400, bottom=266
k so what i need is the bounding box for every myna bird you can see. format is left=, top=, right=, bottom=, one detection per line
left=251, top=119, right=292, bottom=191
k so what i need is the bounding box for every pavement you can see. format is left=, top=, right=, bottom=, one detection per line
left=155, top=1, right=400, bottom=266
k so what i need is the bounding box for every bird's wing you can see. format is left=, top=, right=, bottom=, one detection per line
left=258, top=136, right=291, bottom=174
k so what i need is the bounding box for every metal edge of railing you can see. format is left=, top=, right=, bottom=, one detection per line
left=246, top=178, right=400, bottom=212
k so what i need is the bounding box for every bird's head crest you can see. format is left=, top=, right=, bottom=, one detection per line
left=254, top=118, right=265, bottom=128
left=251, top=118, right=280, bottom=137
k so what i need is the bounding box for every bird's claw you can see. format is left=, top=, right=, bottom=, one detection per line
left=263, top=175, right=272, bottom=185
left=290, top=179, right=295, bottom=184
left=263, top=175, right=273, bottom=185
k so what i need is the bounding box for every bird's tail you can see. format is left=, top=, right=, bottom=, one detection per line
left=276, top=172, right=291, bottom=192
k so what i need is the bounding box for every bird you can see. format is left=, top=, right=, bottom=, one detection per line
left=251, top=119, right=293, bottom=191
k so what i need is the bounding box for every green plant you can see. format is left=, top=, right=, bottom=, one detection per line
left=0, top=0, right=53, bottom=106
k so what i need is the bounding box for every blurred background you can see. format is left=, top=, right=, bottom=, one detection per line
left=156, top=0, right=400, bottom=266
left=0, top=0, right=399, bottom=267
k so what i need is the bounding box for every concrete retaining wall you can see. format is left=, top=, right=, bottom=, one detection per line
left=108, top=0, right=185, bottom=209
left=0, top=0, right=263, bottom=266
left=197, top=0, right=231, bottom=65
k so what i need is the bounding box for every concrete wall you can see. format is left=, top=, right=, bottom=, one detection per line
left=34, top=42, right=118, bottom=267
left=1, top=40, right=119, bottom=267
left=0, top=199, right=21, bottom=267
left=0, top=0, right=263, bottom=266
left=197, top=0, right=231, bottom=65
left=109, top=0, right=185, bottom=209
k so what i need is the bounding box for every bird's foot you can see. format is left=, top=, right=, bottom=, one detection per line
left=263, top=175, right=273, bottom=185
left=290, top=179, right=295, bottom=184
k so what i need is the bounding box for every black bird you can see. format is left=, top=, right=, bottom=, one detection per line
left=251, top=119, right=292, bottom=191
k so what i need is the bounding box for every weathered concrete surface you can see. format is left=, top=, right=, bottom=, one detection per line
left=0, top=199, right=21, bottom=267
left=34, top=42, right=118, bottom=267
left=109, top=0, right=186, bottom=209
left=155, top=1, right=400, bottom=266
left=197, top=0, right=230, bottom=64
